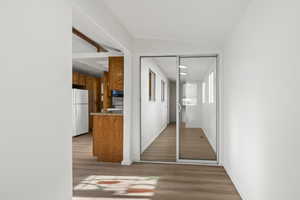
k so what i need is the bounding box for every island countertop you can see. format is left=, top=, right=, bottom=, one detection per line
left=90, top=112, right=123, bottom=116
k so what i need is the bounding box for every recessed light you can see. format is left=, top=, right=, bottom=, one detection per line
left=180, top=72, right=187, bottom=75
left=179, top=65, right=187, bottom=69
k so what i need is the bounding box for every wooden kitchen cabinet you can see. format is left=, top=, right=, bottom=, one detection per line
left=109, top=56, right=124, bottom=91
left=72, top=71, right=79, bottom=85
left=86, top=76, right=101, bottom=131
left=103, top=72, right=111, bottom=111
left=93, top=78, right=101, bottom=112
left=78, top=73, right=87, bottom=86
left=86, top=76, right=94, bottom=131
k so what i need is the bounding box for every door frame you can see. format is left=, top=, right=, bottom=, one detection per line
left=139, top=54, right=220, bottom=166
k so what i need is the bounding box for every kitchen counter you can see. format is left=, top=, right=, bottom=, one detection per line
left=90, top=112, right=123, bottom=116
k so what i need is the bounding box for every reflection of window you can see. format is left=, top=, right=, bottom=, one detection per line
left=149, top=70, right=156, bottom=101
left=209, top=72, right=214, bottom=104
left=161, top=80, right=165, bottom=101
left=182, top=83, right=197, bottom=106
left=202, top=82, right=206, bottom=104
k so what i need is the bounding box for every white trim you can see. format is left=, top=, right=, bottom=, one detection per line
left=138, top=54, right=221, bottom=166
left=216, top=55, right=221, bottom=165
left=177, top=159, right=218, bottom=166
left=121, top=159, right=133, bottom=166
left=122, top=50, right=132, bottom=166
left=136, top=160, right=219, bottom=166
left=223, top=164, right=246, bottom=199
left=177, top=55, right=219, bottom=165
left=176, top=56, right=180, bottom=162
left=202, top=128, right=216, bottom=153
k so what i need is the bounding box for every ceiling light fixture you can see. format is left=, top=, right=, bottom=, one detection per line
left=179, top=65, right=187, bottom=69
left=180, top=72, right=187, bottom=75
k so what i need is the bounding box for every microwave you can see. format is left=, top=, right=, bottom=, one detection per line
left=111, top=90, right=123, bottom=97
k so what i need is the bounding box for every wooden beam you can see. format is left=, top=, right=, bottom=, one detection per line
left=72, top=27, right=107, bottom=52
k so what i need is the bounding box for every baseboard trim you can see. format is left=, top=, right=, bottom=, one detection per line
left=121, top=159, right=133, bottom=166
left=223, top=164, right=245, bottom=200
left=141, top=124, right=168, bottom=153
left=135, top=160, right=218, bottom=166
left=72, top=132, right=89, bottom=137
left=202, top=128, right=217, bottom=153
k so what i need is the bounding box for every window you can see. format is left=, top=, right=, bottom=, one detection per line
left=149, top=70, right=156, bottom=101
left=161, top=80, right=165, bottom=101
left=209, top=72, right=214, bottom=104
left=202, top=82, right=206, bottom=104
left=182, top=83, right=197, bottom=106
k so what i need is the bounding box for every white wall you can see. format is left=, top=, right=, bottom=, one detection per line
left=0, top=1, right=72, bottom=200
left=222, top=0, right=300, bottom=199
left=141, top=58, right=169, bottom=152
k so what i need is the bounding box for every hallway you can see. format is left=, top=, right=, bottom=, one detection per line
left=141, top=123, right=216, bottom=162
left=73, top=134, right=241, bottom=200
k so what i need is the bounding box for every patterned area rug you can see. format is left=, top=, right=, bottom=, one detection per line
left=74, top=175, right=159, bottom=197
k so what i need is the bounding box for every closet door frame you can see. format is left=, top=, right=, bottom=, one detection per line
left=138, top=54, right=220, bottom=166
left=176, top=55, right=219, bottom=165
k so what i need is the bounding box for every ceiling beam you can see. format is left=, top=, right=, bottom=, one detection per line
left=72, top=27, right=107, bottom=52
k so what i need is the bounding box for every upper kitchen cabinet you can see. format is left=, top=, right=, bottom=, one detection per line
left=72, top=71, right=87, bottom=86
left=109, top=57, right=124, bottom=91
left=78, top=73, right=87, bottom=86
left=72, top=71, right=79, bottom=85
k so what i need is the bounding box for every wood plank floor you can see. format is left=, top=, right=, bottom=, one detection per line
left=180, top=126, right=217, bottom=160
left=73, top=134, right=241, bottom=200
left=141, top=124, right=176, bottom=162
left=141, top=123, right=216, bottom=162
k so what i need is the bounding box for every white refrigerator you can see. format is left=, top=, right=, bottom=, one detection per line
left=72, top=89, right=89, bottom=136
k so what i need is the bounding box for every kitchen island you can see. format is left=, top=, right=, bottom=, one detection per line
left=91, top=112, right=123, bottom=162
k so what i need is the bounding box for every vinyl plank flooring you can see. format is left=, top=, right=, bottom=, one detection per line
left=141, top=123, right=216, bottom=161
left=72, top=133, right=241, bottom=200
left=180, top=126, right=217, bottom=160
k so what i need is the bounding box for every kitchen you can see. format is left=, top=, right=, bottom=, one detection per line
left=72, top=28, right=124, bottom=163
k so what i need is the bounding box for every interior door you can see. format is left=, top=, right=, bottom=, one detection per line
left=176, top=56, right=218, bottom=163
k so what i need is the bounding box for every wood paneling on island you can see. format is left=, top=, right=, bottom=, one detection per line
left=92, top=114, right=123, bottom=162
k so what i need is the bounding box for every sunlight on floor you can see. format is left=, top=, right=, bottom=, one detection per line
left=73, top=198, right=151, bottom=200
left=74, top=175, right=159, bottom=198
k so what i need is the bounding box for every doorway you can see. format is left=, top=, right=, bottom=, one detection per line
left=140, top=55, right=218, bottom=164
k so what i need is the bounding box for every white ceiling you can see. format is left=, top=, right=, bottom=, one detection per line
left=180, top=57, right=216, bottom=82
left=72, top=35, right=97, bottom=53
left=102, top=0, right=250, bottom=46
left=152, top=57, right=177, bottom=81
left=72, top=35, right=109, bottom=76
left=151, top=57, right=215, bottom=82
